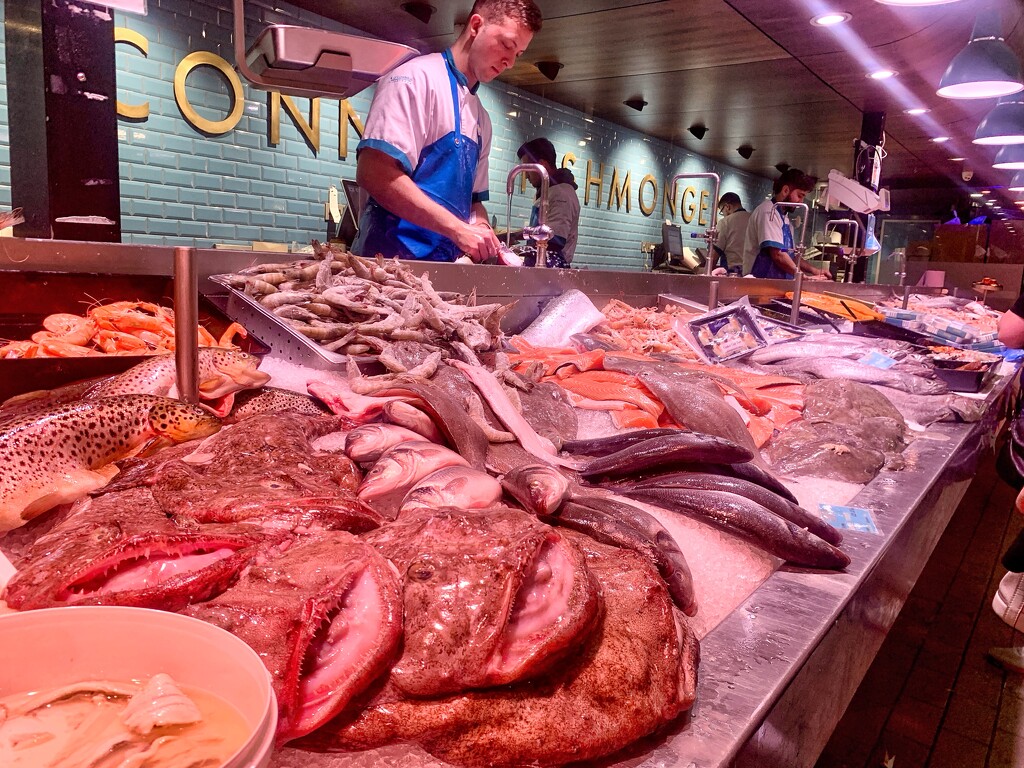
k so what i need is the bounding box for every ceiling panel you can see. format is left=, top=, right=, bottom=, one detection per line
left=286, top=0, right=1024, bottom=217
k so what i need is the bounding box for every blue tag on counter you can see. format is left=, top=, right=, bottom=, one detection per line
left=819, top=504, right=880, bottom=534
left=857, top=350, right=897, bottom=370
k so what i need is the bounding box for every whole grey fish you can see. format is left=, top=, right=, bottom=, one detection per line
left=517, top=290, right=607, bottom=349
left=401, top=466, right=503, bottom=512
left=358, top=441, right=469, bottom=503
left=345, top=424, right=427, bottom=463
left=631, top=368, right=768, bottom=469
left=775, top=357, right=947, bottom=395
left=627, top=487, right=849, bottom=569
left=750, top=340, right=872, bottom=365
left=623, top=471, right=842, bottom=546
left=868, top=385, right=984, bottom=425
left=561, top=428, right=684, bottom=457
left=580, top=432, right=753, bottom=478
left=557, top=498, right=695, bottom=616
left=501, top=464, right=572, bottom=516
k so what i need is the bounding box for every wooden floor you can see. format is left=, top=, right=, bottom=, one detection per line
left=816, top=457, right=1024, bottom=768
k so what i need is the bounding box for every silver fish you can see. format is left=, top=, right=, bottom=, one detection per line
left=345, top=424, right=427, bottom=463
left=400, top=466, right=503, bottom=512
left=358, top=441, right=469, bottom=502
left=776, top=357, right=947, bottom=395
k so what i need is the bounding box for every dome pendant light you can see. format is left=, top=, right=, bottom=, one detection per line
left=974, top=94, right=1024, bottom=145
left=1008, top=171, right=1024, bottom=192
left=993, top=145, right=1024, bottom=170
left=937, top=12, right=1023, bottom=100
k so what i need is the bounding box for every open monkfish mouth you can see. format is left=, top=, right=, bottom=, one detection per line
left=59, top=542, right=241, bottom=598
left=489, top=538, right=578, bottom=675
left=294, top=567, right=387, bottom=732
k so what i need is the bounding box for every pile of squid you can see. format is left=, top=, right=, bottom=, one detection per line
left=215, top=243, right=508, bottom=363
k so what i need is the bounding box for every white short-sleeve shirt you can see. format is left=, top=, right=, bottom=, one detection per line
left=358, top=50, right=492, bottom=202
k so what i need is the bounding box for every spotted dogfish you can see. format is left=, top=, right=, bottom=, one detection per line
left=0, top=395, right=221, bottom=533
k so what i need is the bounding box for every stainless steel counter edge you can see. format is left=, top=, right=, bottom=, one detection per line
left=671, top=377, right=1016, bottom=768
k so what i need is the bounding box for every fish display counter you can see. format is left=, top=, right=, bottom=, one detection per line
left=0, top=237, right=1018, bottom=768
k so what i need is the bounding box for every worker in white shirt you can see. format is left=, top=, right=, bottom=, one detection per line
left=712, top=192, right=750, bottom=274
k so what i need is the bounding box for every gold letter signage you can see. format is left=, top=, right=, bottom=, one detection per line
left=173, top=52, right=244, bottom=135
left=115, top=28, right=149, bottom=120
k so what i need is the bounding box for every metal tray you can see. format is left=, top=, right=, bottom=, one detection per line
left=0, top=271, right=270, bottom=402
left=932, top=359, right=997, bottom=393
left=206, top=276, right=349, bottom=372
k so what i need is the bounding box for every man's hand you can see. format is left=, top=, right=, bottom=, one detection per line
left=451, top=219, right=501, bottom=262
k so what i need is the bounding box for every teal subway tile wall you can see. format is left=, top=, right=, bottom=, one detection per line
left=0, top=0, right=771, bottom=268
left=0, top=0, right=8, bottom=210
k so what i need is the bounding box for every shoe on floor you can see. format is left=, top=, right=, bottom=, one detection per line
left=992, top=571, right=1024, bottom=631
left=988, top=646, right=1024, bottom=674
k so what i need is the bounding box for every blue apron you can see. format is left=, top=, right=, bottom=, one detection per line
left=751, top=206, right=795, bottom=279
left=355, top=59, right=480, bottom=262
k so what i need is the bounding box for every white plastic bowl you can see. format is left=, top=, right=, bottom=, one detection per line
left=0, top=605, right=277, bottom=768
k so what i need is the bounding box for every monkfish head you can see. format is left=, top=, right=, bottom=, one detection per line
left=367, top=506, right=600, bottom=697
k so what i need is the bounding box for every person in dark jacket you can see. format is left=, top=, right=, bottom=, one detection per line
left=516, top=137, right=581, bottom=268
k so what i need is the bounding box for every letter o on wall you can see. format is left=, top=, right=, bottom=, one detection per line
left=174, top=52, right=244, bottom=135
left=638, top=174, right=658, bottom=217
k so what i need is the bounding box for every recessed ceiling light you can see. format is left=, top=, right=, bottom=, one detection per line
left=971, top=192, right=984, bottom=197
left=949, top=157, right=965, bottom=161
left=904, top=108, right=930, bottom=115
left=875, top=0, right=963, bottom=5
left=811, top=12, right=851, bottom=26
left=982, top=190, right=992, bottom=194
left=931, top=136, right=951, bottom=142
left=868, top=69, right=898, bottom=80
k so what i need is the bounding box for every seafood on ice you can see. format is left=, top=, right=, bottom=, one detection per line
left=0, top=300, right=247, bottom=358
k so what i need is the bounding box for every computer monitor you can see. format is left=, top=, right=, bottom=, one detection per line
left=336, top=179, right=366, bottom=246
left=341, top=179, right=366, bottom=227
left=662, top=222, right=683, bottom=259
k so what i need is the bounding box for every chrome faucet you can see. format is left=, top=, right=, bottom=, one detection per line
left=775, top=201, right=810, bottom=325
left=669, top=172, right=720, bottom=276
left=824, top=218, right=861, bottom=284
left=506, top=163, right=551, bottom=268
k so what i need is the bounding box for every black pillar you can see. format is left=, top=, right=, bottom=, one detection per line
left=5, top=0, right=121, bottom=241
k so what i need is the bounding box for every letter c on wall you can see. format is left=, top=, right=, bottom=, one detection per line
left=174, top=52, right=244, bottom=135
left=114, top=27, right=150, bottom=120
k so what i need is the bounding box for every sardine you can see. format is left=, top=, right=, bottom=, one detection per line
left=624, top=471, right=842, bottom=546
left=627, top=487, right=849, bottom=569
left=580, top=432, right=753, bottom=479
left=0, top=395, right=221, bottom=533
left=345, top=424, right=427, bottom=463
left=517, top=290, right=607, bottom=349
left=358, top=441, right=469, bottom=503
left=401, top=466, right=503, bottom=512
left=501, top=464, right=572, bottom=516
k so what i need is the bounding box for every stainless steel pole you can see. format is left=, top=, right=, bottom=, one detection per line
left=173, top=246, right=199, bottom=404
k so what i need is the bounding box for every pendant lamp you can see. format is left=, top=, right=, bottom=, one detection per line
left=974, top=94, right=1024, bottom=145
left=1009, top=172, right=1024, bottom=192
left=937, top=12, right=1023, bottom=99
left=993, top=145, right=1024, bottom=170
